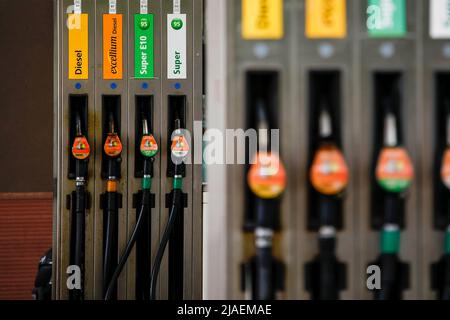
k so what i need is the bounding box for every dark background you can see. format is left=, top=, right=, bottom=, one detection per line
left=0, top=0, right=54, bottom=300
left=0, top=0, right=53, bottom=192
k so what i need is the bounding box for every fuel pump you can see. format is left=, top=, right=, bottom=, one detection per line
left=243, top=102, right=286, bottom=300
left=104, top=115, right=158, bottom=300
left=150, top=118, right=189, bottom=300
left=434, top=110, right=450, bottom=300
left=373, top=109, right=413, bottom=300
left=305, top=100, right=348, bottom=300
left=70, top=112, right=90, bottom=300
left=102, top=113, right=123, bottom=299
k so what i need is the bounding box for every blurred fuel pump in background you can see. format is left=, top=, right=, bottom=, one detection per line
left=305, top=99, right=348, bottom=300
left=243, top=102, right=286, bottom=300
left=373, top=106, right=413, bottom=300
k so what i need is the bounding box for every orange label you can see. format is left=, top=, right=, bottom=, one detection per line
left=310, top=144, right=349, bottom=195
left=247, top=152, right=287, bottom=199
left=441, top=148, right=450, bottom=189
left=103, top=14, right=123, bottom=79
left=68, top=14, right=89, bottom=79
left=140, top=134, right=158, bottom=157
left=305, top=0, right=347, bottom=39
left=376, top=147, right=414, bottom=193
left=104, top=133, right=123, bottom=157
left=72, top=136, right=90, bottom=160
left=171, top=134, right=190, bottom=158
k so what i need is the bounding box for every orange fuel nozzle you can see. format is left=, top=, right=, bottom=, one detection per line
left=375, top=113, right=414, bottom=194
left=140, top=118, right=158, bottom=158
left=72, top=115, right=90, bottom=160
left=309, top=106, right=349, bottom=196
left=310, top=144, right=349, bottom=196
left=104, top=115, right=123, bottom=158
left=72, top=135, right=90, bottom=160
left=247, top=151, right=287, bottom=199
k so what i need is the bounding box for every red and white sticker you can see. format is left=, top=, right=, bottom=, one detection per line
left=310, top=144, right=349, bottom=196
left=140, top=134, right=158, bottom=157
left=441, top=148, right=450, bottom=189
left=104, top=133, right=122, bottom=157
left=171, top=134, right=189, bottom=158
left=72, top=136, right=90, bottom=160
left=247, top=152, right=287, bottom=199
left=376, top=147, right=414, bottom=193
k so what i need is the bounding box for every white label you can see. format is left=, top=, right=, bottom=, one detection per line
left=109, top=0, right=117, bottom=14
left=167, top=14, right=187, bottom=79
left=430, top=0, right=450, bottom=38
left=74, top=0, right=82, bottom=14
left=140, top=0, right=148, bottom=14
left=173, top=0, right=181, bottom=14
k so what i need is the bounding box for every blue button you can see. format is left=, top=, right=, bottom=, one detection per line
left=75, top=83, right=82, bottom=90
left=142, top=82, right=149, bottom=90
left=110, top=83, right=118, bottom=90
left=174, top=82, right=181, bottom=90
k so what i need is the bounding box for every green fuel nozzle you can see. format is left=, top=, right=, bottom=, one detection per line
left=140, top=116, right=158, bottom=190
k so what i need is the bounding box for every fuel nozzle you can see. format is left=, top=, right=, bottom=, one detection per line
left=243, top=101, right=286, bottom=300
left=375, top=112, right=414, bottom=194
left=140, top=115, right=158, bottom=190
left=319, top=99, right=333, bottom=140
left=247, top=101, right=286, bottom=200
left=72, top=114, right=90, bottom=161
left=310, top=98, right=348, bottom=197
left=171, top=118, right=189, bottom=164
left=372, top=105, right=412, bottom=300
left=441, top=105, right=450, bottom=191
left=104, top=113, right=123, bottom=159
left=72, top=113, right=90, bottom=183
left=306, top=97, right=347, bottom=300
left=140, top=116, right=158, bottom=162
left=305, top=225, right=346, bottom=300
left=434, top=105, right=450, bottom=300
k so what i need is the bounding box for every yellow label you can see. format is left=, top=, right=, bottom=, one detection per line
left=305, top=0, right=347, bottom=39
left=103, top=14, right=123, bottom=80
left=242, top=0, right=284, bottom=40
left=68, top=14, right=89, bottom=80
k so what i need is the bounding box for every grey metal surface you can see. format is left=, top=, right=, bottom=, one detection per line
left=210, top=0, right=429, bottom=300
left=420, top=0, right=450, bottom=301
left=355, top=0, right=420, bottom=300
left=54, top=0, right=203, bottom=300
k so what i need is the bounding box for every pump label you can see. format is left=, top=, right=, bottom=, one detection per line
left=135, top=14, right=155, bottom=79
left=441, top=148, right=450, bottom=189
left=140, top=135, right=158, bottom=158
left=305, top=0, right=347, bottom=39
left=104, top=134, right=123, bottom=157
left=171, top=134, right=189, bottom=158
left=430, top=0, right=450, bottom=39
left=167, top=14, right=186, bottom=79
left=68, top=14, right=89, bottom=80
left=103, top=14, right=123, bottom=79
left=247, top=152, right=286, bottom=199
left=367, top=0, right=406, bottom=37
left=310, top=145, right=349, bottom=195
left=376, top=147, right=414, bottom=193
left=242, top=0, right=284, bottom=40
left=72, top=136, right=90, bottom=160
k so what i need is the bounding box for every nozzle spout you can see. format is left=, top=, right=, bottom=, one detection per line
left=384, top=112, right=398, bottom=147
left=109, top=113, right=115, bottom=134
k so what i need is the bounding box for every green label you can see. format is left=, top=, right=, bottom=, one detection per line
left=445, top=230, right=450, bottom=254
left=378, top=178, right=412, bottom=193
left=171, top=18, right=183, bottom=30
left=367, top=0, right=406, bottom=37
left=381, top=228, right=400, bottom=254
left=135, top=14, right=154, bottom=79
